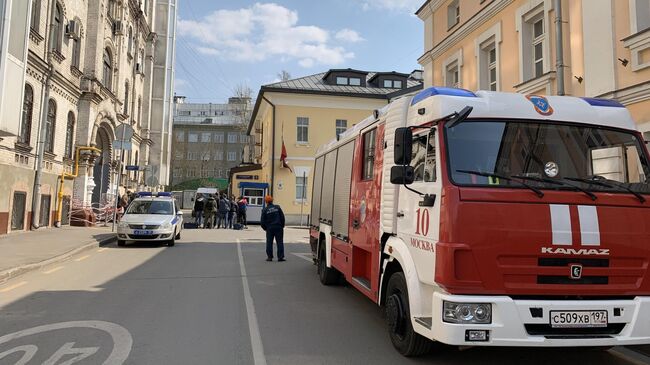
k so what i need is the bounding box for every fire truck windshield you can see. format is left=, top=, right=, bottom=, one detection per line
left=445, top=120, right=650, bottom=195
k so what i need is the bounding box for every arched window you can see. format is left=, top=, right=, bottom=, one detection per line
left=127, top=26, right=133, bottom=55
left=103, top=48, right=112, bottom=90
left=19, top=85, right=34, bottom=145
left=31, top=0, right=41, bottom=31
left=50, top=3, right=62, bottom=52
left=124, top=81, right=129, bottom=114
left=45, top=99, right=56, bottom=153
left=65, top=112, right=75, bottom=158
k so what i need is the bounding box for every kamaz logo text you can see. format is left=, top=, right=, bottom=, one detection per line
left=541, top=247, right=610, bottom=256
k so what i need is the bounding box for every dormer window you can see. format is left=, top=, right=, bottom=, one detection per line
left=336, top=77, right=361, bottom=86
left=383, top=80, right=403, bottom=88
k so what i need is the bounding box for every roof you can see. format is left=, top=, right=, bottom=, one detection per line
left=367, top=71, right=411, bottom=83
left=248, top=69, right=423, bottom=134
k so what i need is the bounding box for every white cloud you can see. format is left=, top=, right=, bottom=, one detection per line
left=335, top=29, right=365, bottom=43
left=357, top=0, right=422, bottom=13
left=178, top=3, right=356, bottom=68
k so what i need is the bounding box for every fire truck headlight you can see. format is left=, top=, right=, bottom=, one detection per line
left=443, top=301, right=492, bottom=324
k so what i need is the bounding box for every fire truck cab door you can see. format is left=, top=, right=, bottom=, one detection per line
left=396, top=128, right=440, bottom=285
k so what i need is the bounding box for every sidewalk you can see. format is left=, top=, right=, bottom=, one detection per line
left=0, top=225, right=116, bottom=283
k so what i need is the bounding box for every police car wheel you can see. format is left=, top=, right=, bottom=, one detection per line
left=117, top=240, right=126, bottom=247
left=385, top=272, right=431, bottom=357
left=175, top=230, right=181, bottom=240
left=167, top=233, right=175, bottom=247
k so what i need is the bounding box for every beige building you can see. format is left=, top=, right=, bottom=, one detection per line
left=0, top=0, right=177, bottom=235
left=248, top=69, right=423, bottom=224
left=417, top=0, right=650, bottom=133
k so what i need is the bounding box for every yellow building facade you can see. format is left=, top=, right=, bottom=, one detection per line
left=248, top=70, right=423, bottom=224
left=417, top=0, right=650, bottom=133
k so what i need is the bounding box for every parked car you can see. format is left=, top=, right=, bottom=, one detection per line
left=116, top=192, right=183, bottom=247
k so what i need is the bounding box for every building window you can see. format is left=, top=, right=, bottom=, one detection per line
left=65, top=112, right=75, bottom=158
left=31, top=0, right=41, bottom=32
left=445, top=61, right=460, bottom=87
left=240, top=134, right=249, bottom=143
left=51, top=3, right=63, bottom=52
left=188, top=133, right=199, bottom=143
left=201, top=132, right=211, bottom=142
left=173, top=168, right=182, bottom=178
left=532, top=17, right=544, bottom=78
left=19, top=84, right=33, bottom=145
left=447, top=0, right=460, bottom=29
left=176, top=131, right=184, bottom=142
left=45, top=99, right=56, bottom=153
left=227, top=133, right=238, bottom=143
left=479, top=42, right=498, bottom=91
left=71, top=36, right=81, bottom=69
left=186, top=169, right=196, bottom=178
left=335, top=77, right=361, bottom=86
left=127, top=26, right=133, bottom=55
left=137, top=97, right=142, bottom=125
left=335, top=119, right=347, bottom=139
left=201, top=151, right=210, bottom=161
left=297, top=117, right=309, bottom=143
left=632, top=0, right=650, bottom=33
left=187, top=151, right=198, bottom=160
left=296, top=175, right=307, bottom=200
left=382, top=80, right=403, bottom=88
left=179, top=110, right=190, bottom=116
left=362, top=129, right=376, bottom=180
left=123, top=81, right=129, bottom=115
left=174, top=151, right=182, bottom=160
left=214, top=132, right=224, bottom=143
left=227, top=151, right=237, bottom=161
left=214, top=150, right=223, bottom=160
left=103, top=48, right=112, bottom=90
left=107, top=0, right=116, bottom=22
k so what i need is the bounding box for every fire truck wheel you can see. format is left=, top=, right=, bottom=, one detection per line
left=318, top=245, right=340, bottom=285
left=385, top=272, right=432, bottom=357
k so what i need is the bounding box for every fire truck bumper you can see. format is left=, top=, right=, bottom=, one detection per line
left=429, top=292, right=650, bottom=347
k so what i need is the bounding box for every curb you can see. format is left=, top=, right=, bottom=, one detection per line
left=0, top=235, right=116, bottom=285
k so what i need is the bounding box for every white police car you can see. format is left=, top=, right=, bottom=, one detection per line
left=116, top=192, right=183, bottom=247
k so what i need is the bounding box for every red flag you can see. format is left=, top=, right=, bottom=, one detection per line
left=280, top=140, right=293, bottom=172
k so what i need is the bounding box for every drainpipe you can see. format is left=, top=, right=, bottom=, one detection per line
left=262, top=95, right=275, bottom=195
left=554, top=0, right=565, bottom=95
left=31, top=0, right=56, bottom=229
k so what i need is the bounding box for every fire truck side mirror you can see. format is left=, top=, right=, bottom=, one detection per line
left=390, top=166, right=415, bottom=185
left=394, top=127, right=413, bottom=165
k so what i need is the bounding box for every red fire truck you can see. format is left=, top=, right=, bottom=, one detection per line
left=309, top=87, right=650, bottom=356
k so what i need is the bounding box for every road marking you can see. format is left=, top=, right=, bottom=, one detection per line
left=236, top=239, right=267, bottom=365
left=97, top=248, right=108, bottom=252
left=291, top=253, right=313, bottom=263
left=0, top=321, right=132, bottom=365
left=0, top=281, right=27, bottom=293
left=74, top=255, right=90, bottom=262
left=43, top=266, right=64, bottom=274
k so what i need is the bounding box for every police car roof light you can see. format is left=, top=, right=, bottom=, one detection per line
left=157, top=192, right=173, bottom=197
left=136, top=192, right=153, bottom=197
left=411, top=87, right=477, bottom=106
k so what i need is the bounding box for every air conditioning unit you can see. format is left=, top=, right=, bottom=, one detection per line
left=66, top=20, right=80, bottom=39
left=113, top=20, right=124, bottom=36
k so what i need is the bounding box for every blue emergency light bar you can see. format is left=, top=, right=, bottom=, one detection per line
left=135, top=191, right=174, bottom=198
left=157, top=192, right=173, bottom=197
left=411, top=87, right=477, bottom=106
left=581, top=97, right=624, bottom=108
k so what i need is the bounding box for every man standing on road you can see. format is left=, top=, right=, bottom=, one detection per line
left=194, top=194, right=205, bottom=227
left=228, top=195, right=237, bottom=229
left=260, top=195, right=285, bottom=262
left=217, top=194, right=229, bottom=228
left=237, top=196, right=248, bottom=228
left=204, top=194, right=217, bottom=229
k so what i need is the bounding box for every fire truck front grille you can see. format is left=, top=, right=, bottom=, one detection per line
left=524, top=323, right=625, bottom=336
left=538, top=258, right=609, bottom=267
left=537, top=275, right=608, bottom=285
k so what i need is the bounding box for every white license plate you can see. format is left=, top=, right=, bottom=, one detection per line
left=133, top=230, right=153, bottom=235
left=550, top=310, right=608, bottom=328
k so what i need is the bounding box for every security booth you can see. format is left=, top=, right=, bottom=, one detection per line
left=237, top=182, right=268, bottom=223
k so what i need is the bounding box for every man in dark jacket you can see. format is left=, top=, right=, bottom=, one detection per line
left=193, top=194, right=205, bottom=227
left=217, top=194, right=229, bottom=228
left=203, top=195, right=217, bottom=229
left=260, top=195, right=285, bottom=261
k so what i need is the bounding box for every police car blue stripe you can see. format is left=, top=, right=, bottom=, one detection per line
left=171, top=217, right=179, bottom=224
left=411, top=87, right=477, bottom=106
left=581, top=97, right=624, bottom=108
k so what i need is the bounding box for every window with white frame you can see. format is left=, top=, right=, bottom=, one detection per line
left=295, top=175, right=307, bottom=200
left=531, top=16, right=544, bottom=78
left=201, top=132, right=211, bottom=142
left=445, top=61, right=460, bottom=88
left=297, top=117, right=309, bottom=143
left=187, top=151, right=198, bottom=160
left=188, top=133, right=199, bottom=143
left=336, top=119, right=347, bottom=139
left=173, top=168, right=182, bottom=178
left=200, top=151, right=210, bottom=161
left=480, top=43, right=498, bottom=91
left=240, top=134, right=249, bottom=143
left=186, top=169, right=196, bottom=178
left=633, top=0, right=650, bottom=33
left=382, top=80, right=403, bottom=88
left=214, top=150, right=223, bottom=160
left=447, top=0, right=460, bottom=29
left=227, top=133, right=238, bottom=143
left=214, top=132, right=224, bottom=143
left=227, top=151, right=237, bottom=161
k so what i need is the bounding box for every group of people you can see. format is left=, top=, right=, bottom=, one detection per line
left=193, top=193, right=248, bottom=229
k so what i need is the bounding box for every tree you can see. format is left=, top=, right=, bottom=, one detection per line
left=277, top=70, right=291, bottom=82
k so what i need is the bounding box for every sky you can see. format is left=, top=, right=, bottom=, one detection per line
left=174, top=0, right=424, bottom=103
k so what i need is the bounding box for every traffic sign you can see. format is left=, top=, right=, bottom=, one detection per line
left=112, top=140, right=132, bottom=150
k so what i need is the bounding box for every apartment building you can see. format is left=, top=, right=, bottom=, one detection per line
left=417, top=0, right=650, bottom=133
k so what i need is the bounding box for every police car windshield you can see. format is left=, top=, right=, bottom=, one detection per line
left=445, top=120, right=650, bottom=194
left=126, top=200, right=174, bottom=215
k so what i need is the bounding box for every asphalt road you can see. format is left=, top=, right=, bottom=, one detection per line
left=0, top=226, right=648, bottom=365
